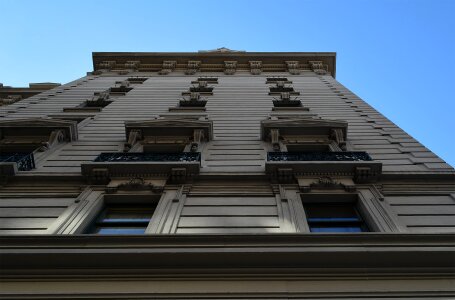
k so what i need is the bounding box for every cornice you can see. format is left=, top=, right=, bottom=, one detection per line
left=92, top=51, right=337, bottom=77
left=1, top=234, right=454, bottom=277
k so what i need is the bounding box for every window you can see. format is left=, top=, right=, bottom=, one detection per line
left=303, top=202, right=369, bottom=233
left=63, top=90, right=112, bottom=112
left=85, top=203, right=157, bottom=234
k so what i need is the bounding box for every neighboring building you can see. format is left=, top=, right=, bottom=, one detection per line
left=0, top=49, right=454, bottom=299
left=0, top=82, right=61, bottom=106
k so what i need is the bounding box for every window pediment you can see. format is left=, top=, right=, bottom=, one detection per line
left=125, top=118, right=213, bottom=142
left=261, top=117, right=347, bottom=142
left=0, top=118, right=78, bottom=143
left=124, top=117, right=213, bottom=152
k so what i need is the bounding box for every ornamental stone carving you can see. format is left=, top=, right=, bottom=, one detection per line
left=224, top=61, right=237, bottom=75
left=159, top=60, right=177, bottom=75
left=185, top=61, right=201, bottom=75
left=249, top=61, right=262, bottom=75
left=285, top=61, right=300, bottom=75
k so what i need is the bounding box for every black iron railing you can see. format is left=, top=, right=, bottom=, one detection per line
left=267, top=152, right=373, bottom=162
left=0, top=153, right=36, bottom=171
left=94, top=152, right=201, bottom=163
left=189, top=87, right=214, bottom=93
left=272, top=100, right=302, bottom=107
left=269, top=87, right=295, bottom=93
left=179, top=100, right=207, bottom=107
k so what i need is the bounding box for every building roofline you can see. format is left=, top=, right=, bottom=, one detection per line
left=91, top=51, right=337, bottom=77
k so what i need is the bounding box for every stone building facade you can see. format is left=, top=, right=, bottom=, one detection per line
left=0, top=50, right=454, bottom=299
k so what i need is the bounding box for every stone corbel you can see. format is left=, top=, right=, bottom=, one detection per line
left=98, top=61, right=116, bottom=70
left=191, top=129, right=205, bottom=152
left=39, top=129, right=66, bottom=151
left=89, top=168, right=110, bottom=185
left=196, top=81, right=208, bottom=88
left=249, top=61, right=262, bottom=75
left=297, top=176, right=356, bottom=193
left=285, top=61, right=300, bottom=75
left=123, top=129, right=142, bottom=152
left=330, top=128, right=347, bottom=151
left=124, top=60, right=140, bottom=70
left=309, top=60, right=327, bottom=75
left=355, top=167, right=380, bottom=183
left=280, top=92, right=291, bottom=101
left=276, top=168, right=294, bottom=183
left=159, top=60, right=177, bottom=75
left=185, top=61, right=201, bottom=75
left=270, top=128, right=281, bottom=151
left=170, top=167, right=187, bottom=183
left=224, top=61, right=237, bottom=75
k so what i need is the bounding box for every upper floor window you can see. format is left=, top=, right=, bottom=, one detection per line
left=0, top=118, right=78, bottom=173
left=303, top=202, right=369, bottom=233
left=85, top=203, right=157, bottom=235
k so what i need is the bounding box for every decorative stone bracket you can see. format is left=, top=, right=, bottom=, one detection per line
left=81, top=161, right=200, bottom=185
left=185, top=61, right=201, bottom=75
left=249, top=61, right=262, bottom=75
left=266, top=161, right=382, bottom=184
left=309, top=60, right=328, bottom=75
left=285, top=61, right=300, bottom=75
left=224, top=61, right=237, bottom=75
left=98, top=61, right=116, bottom=70
left=123, top=129, right=142, bottom=152
left=159, top=61, right=177, bottom=75
left=330, top=128, right=347, bottom=151
left=261, top=116, right=348, bottom=151
left=265, top=128, right=346, bottom=152
left=124, top=60, right=141, bottom=70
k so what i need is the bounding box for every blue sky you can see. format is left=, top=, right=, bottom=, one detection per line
left=1, top=0, right=454, bottom=166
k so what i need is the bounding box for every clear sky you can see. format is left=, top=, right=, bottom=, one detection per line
left=1, top=0, right=454, bottom=166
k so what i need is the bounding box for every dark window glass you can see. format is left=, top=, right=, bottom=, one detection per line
left=304, top=203, right=368, bottom=233
left=86, top=204, right=156, bottom=235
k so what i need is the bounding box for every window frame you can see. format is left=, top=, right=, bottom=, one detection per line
left=303, top=200, right=370, bottom=233
left=297, top=190, right=395, bottom=233
left=84, top=202, right=158, bottom=235
left=58, top=190, right=165, bottom=235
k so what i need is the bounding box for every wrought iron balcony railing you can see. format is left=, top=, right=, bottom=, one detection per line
left=179, top=99, right=207, bottom=107
left=0, top=152, right=36, bottom=171
left=272, top=100, right=302, bottom=107
left=94, top=152, right=201, bottom=163
left=267, top=151, right=373, bottom=162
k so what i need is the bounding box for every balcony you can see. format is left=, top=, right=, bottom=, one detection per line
left=272, top=99, right=302, bottom=107
left=265, top=151, right=381, bottom=183
left=179, top=99, right=207, bottom=107
left=81, top=152, right=202, bottom=183
left=0, top=152, right=35, bottom=172
left=267, top=151, right=373, bottom=162
left=94, top=152, right=201, bottom=163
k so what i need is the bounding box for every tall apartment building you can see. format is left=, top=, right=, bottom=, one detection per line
left=1, top=49, right=454, bottom=299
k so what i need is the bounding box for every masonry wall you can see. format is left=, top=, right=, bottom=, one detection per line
left=0, top=70, right=454, bottom=234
